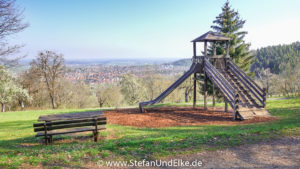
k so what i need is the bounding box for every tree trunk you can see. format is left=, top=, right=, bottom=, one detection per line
left=193, top=73, right=197, bottom=108
left=19, top=100, right=25, bottom=111
left=50, top=94, right=56, bottom=109
left=204, top=73, right=208, bottom=110
left=185, top=92, right=188, bottom=102
left=21, top=101, right=24, bottom=111
left=225, top=98, right=228, bottom=112
left=1, top=103, right=5, bottom=112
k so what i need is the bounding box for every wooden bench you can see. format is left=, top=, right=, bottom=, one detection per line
left=33, top=111, right=106, bottom=144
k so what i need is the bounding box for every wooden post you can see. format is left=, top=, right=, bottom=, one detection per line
left=225, top=98, right=228, bottom=112
left=213, top=41, right=216, bottom=56
left=94, top=118, right=98, bottom=142
left=139, top=105, right=144, bottom=113
left=204, top=73, right=208, bottom=110
left=44, top=122, right=48, bottom=145
left=263, top=88, right=267, bottom=108
left=193, top=73, right=197, bottom=108
left=212, top=46, right=216, bottom=108
left=212, top=86, right=216, bottom=107
left=193, top=42, right=196, bottom=61
left=48, top=120, right=53, bottom=144
left=233, top=92, right=239, bottom=120
left=204, top=41, right=207, bottom=57
left=226, top=41, right=230, bottom=57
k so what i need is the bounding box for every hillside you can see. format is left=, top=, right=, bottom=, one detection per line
left=168, top=42, right=300, bottom=75
left=251, top=42, right=300, bottom=74
left=167, top=58, right=192, bottom=67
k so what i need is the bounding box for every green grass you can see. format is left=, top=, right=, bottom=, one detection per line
left=0, top=98, right=300, bottom=168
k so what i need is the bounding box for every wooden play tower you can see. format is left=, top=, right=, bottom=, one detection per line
left=139, top=31, right=269, bottom=120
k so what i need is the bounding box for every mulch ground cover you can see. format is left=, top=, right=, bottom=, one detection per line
left=104, top=107, right=276, bottom=128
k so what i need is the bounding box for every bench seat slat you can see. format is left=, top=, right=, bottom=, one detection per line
left=38, top=111, right=104, bottom=121
left=35, top=126, right=106, bottom=137
left=33, top=117, right=106, bottom=127
left=34, top=121, right=106, bottom=132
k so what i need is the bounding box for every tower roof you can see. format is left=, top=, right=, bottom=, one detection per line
left=191, top=31, right=230, bottom=42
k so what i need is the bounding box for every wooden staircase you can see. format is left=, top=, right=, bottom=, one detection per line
left=204, top=57, right=270, bottom=120
left=221, top=70, right=260, bottom=108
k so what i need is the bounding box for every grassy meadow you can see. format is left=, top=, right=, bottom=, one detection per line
left=0, top=98, right=299, bottom=168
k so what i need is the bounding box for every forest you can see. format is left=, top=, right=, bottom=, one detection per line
left=253, top=42, right=300, bottom=97
left=252, top=42, right=300, bottom=74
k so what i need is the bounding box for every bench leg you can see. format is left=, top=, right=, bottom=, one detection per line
left=45, top=136, right=49, bottom=145
left=93, top=131, right=98, bottom=142
left=49, top=135, right=53, bottom=144
left=44, top=136, right=53, bottom=145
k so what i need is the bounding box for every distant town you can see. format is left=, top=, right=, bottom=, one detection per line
left=64, top=62, right=189, bottom=85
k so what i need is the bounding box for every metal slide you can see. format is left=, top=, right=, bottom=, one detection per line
left=139, top=63, right=197, bottom=112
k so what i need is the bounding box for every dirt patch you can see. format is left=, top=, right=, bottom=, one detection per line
left=104, top=107, right=276, bottom=128
left=161, top=136, right=300, bottom=169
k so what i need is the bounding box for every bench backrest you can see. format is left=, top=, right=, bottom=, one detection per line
left=33, top=117, right=106, bottom=132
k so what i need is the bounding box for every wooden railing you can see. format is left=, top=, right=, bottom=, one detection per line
left=209, top=57, right=230, bottom=70
left=226, top=59, right=266, bottom=107
left=204, top=58, right=235, bottom=106
left=204, top=58, right=242, bottom=119
left=192, top=56, right=204, bottom=63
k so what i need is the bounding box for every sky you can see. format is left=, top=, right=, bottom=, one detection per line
left=11, top=0, right=300, bottom=61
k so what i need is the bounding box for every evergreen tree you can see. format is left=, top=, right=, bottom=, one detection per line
left=211, top=1, right=254, bottom=73
left=252, top=42, right=300, bottom=74
left=201, top=1, right=254, bottom=100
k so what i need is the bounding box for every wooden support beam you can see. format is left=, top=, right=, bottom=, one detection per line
left=204, top=73, right=208, bottom=110
left=212, top=50, right=216, bottom=107
left=233, top=91, right=239, bottom=120
left=263, top=88, right=267, bottom=108
left=213, top=42, right=217, bottom=56
left=225, top=98, right=228, bottom=112
left=193, top=73, right=197, bottom=108
left=212, top=85, right=216, bottom=107
left=93, top=131, right=98, bottom=142
left=44, top=123, right=48, bottom=145
left=226, top=41, right=230, bottom=57
left=204, top=41, right=207, bottom=57
left=193, top=42, right=196, bottom=59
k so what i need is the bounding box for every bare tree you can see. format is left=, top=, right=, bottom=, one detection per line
left=0, top=0, right=29, bottom=67
left=142, top=74, right=164, bottom=100
left=120, top=74, right=145, bottom=105
left=256, top=68, right=274, bottom=96
left=30, top=51, right=66, bottom=109
left=179, top=74, right=193, bottom=102
left=96, top=85, right=122, bottom=108
left=96, top=89, right=107, bottom=108
left=19, top=67, right=49, bottom=108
